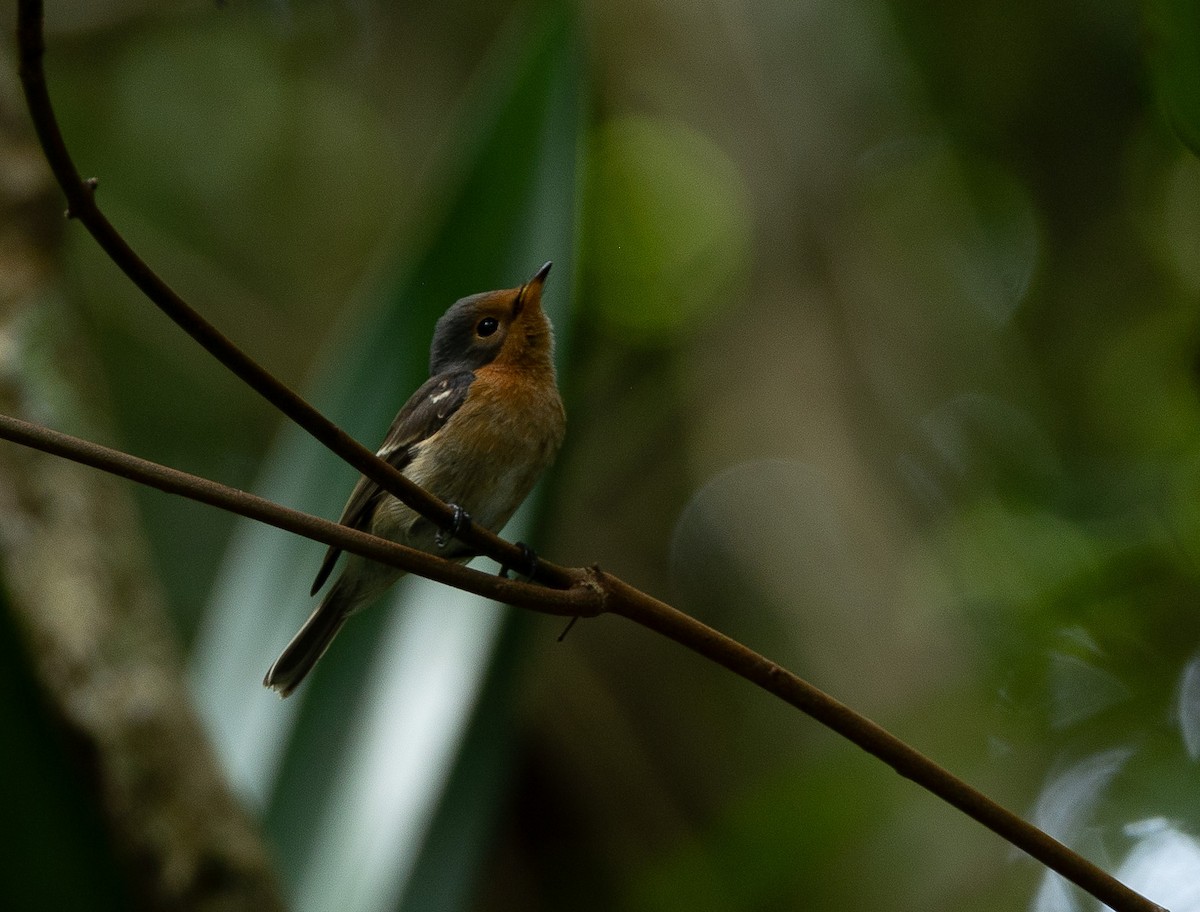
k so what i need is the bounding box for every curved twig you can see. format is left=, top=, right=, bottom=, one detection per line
left=8, top=3, right=1168, bottom=911
left=14, top=0, right=572, bottom=591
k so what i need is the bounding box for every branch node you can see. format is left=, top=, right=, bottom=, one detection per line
left=65, top=177, right=98, bottom=219
left=578, top=565, right=609, bottom=616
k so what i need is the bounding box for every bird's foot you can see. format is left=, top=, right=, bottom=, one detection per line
left=436, top=504, right=472, bottom=549
left=499, top=541, right=539, bottom=580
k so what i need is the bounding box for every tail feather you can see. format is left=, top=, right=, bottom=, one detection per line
left=264, top=580, right=355, bottom=698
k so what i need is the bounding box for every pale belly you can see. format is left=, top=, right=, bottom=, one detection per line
left=370, top=424, right=553, bottom=553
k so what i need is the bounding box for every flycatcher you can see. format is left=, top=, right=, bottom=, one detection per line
left=264, top=262, right=566, bottom=696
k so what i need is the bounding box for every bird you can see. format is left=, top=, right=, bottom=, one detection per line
left=264, top=262, right=566, bottom=697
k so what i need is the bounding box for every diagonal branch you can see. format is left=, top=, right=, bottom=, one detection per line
left=0, top=413, right=596, bottom=618
left=0, top=416, right=1166, bottom=912
left=7, top=4, right=1168, bottom=912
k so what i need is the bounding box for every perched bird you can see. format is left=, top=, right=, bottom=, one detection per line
left=264, top=263, right=566, bottom=697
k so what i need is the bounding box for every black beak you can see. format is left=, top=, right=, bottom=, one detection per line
left=515, top=261, right=552, bottom=316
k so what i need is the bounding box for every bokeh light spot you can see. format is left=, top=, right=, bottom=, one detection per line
left=582, top=115, right=752, bottom=342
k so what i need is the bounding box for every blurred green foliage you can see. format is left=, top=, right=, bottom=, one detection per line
left=583, top=115, right=751, bottom=342
left=6, top=0, right=1200, bottom=911
left=1146, top=0, right=1200, bottom=158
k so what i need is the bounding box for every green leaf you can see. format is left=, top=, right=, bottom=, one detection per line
left=188, top=3, right=582, bottom=911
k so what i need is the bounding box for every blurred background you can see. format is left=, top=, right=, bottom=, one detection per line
left=2, top=0, right=1200, bottom=910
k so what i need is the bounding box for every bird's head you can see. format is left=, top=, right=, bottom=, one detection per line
left=429, top=261, right=555, bottom=375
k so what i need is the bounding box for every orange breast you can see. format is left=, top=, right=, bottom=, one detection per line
left=375, top=363, right=564, bottom=548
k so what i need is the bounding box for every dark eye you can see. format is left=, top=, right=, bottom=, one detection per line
left=476, top=317, right=499, bottom=337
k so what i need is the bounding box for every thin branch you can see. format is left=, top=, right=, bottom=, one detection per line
left=604, top=575, right=1164, bottom=912
left=8, top=4, right=1169, bottom=912
left=13, top=0, right=572, bottom=591
left=0, top=413, right=596, bottom=618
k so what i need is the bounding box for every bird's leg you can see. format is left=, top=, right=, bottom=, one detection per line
left=436, top=504, right=472, bottom=549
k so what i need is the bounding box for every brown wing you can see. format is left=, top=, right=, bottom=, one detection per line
left=310, top=370, right=475, bottom=595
